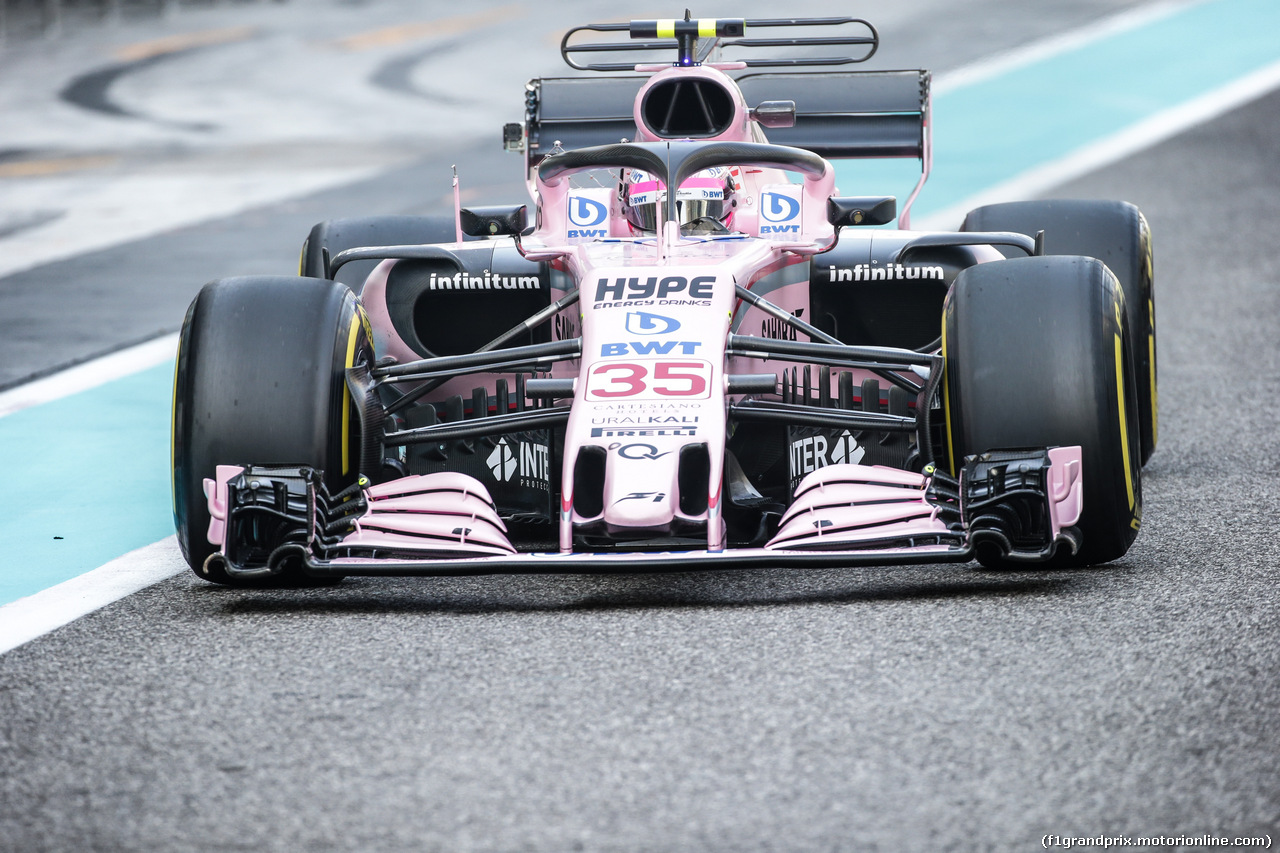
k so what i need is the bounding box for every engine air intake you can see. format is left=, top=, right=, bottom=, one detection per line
left=641, top=78, right=735, bottom=139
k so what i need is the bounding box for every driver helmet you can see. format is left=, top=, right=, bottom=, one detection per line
left=623, top=167, right=736, bottom=233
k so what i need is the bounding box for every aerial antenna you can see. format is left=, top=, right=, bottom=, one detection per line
left=677, top=8, right=696, bottom=66
left=452, top=165, right=463, bottom=244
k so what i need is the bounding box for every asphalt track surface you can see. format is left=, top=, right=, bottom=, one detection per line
left=3, top=1, right=1280, bottom=851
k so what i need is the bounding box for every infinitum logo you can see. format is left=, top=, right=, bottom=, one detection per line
left=828, top=264, right=945, bottom=282
left=428, top=271, right=541, bottom=290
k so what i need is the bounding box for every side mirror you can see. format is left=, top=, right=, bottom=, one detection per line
left=750, top=100, right=796, bottom=129
left=826, top=196, right=897, bottom=227
left=460, top=205, right=528, bottom=237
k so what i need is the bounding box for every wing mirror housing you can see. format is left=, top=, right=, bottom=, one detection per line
left=827, top=196, right=897, bottom=227
left=749, top=100, right=796, bottom=129
left=460, top=205, right=529, bottom=237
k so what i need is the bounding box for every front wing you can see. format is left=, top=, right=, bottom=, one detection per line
left=201, top=447, right=1083, bottom=580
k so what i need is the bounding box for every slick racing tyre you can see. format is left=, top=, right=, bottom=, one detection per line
left=959, top=199, right=1157, bottom=464
left=300, top=215, right=461, bottom=288
left=943, top=256, right=1143, bottom=568
left=172, top=276, right=374, bottom=584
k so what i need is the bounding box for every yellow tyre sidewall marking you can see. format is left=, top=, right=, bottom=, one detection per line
left=341, top=304, right=362, bottom=477
left=940, top=312, right=957, bottom=476
left=1114, top=332, right=1135, bottom=513
left=1143, top=229, right=1157, bottom=448
left=1148, top=296, right=1158, bottom=446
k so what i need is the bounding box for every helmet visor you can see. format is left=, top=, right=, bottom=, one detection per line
left=625, top=172, right=728, bottom=231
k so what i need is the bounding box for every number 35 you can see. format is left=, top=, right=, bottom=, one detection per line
left=585, top=360, right=712, bottom=400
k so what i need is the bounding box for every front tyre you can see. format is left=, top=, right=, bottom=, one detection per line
left=960, top=199, right=1157, bottom=464
left=943, top=256, right=1143, bottom=568
left=172, top=276, right=374, bottom=584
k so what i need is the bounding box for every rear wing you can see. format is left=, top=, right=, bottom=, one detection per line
left=515, top=76, right=646, bottom=162
left=737, top=71, right=928, bottom=160
left=509, top=69, right=933, bottom=227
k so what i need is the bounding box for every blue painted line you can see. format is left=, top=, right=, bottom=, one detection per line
left=0, top=362, right=175, bottom=604
left=834, top=0, right=1280, bottom=215
left=4, top=0, right=1280, bottom=606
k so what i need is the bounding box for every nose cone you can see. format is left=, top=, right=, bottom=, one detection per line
left=602, top=453, right=679, bottom=532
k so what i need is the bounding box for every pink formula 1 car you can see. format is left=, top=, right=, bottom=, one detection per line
left=172, top=15, right=1157, bottom=584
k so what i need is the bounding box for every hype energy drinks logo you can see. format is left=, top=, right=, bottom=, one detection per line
left=759, top=185, right=802, bottom=235
left=567, top=189, right=611, bottom=241
left=592, top=274, right=716, bottom=308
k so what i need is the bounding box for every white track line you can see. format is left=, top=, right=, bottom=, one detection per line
left=932, top=0, right=1205, bottom=95
left=918, top=56, right=1280, bottom=231
left=0, top=332, right=178, bottom=419
left=0, top=537, right=185, bottom=655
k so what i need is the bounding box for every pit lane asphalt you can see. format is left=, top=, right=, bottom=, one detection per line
left=3, top=3, right=1280, bottom=851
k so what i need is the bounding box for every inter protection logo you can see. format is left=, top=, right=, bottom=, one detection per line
left=487, top=439, right=516, bottom=481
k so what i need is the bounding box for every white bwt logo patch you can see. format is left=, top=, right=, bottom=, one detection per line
left=759, top=185, right=802, bottom=235
left=567, top=189, right=612, bottom=242
left=761, top=192, right=800, bottom=222
left=569, top=196, right=607, bottom=227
